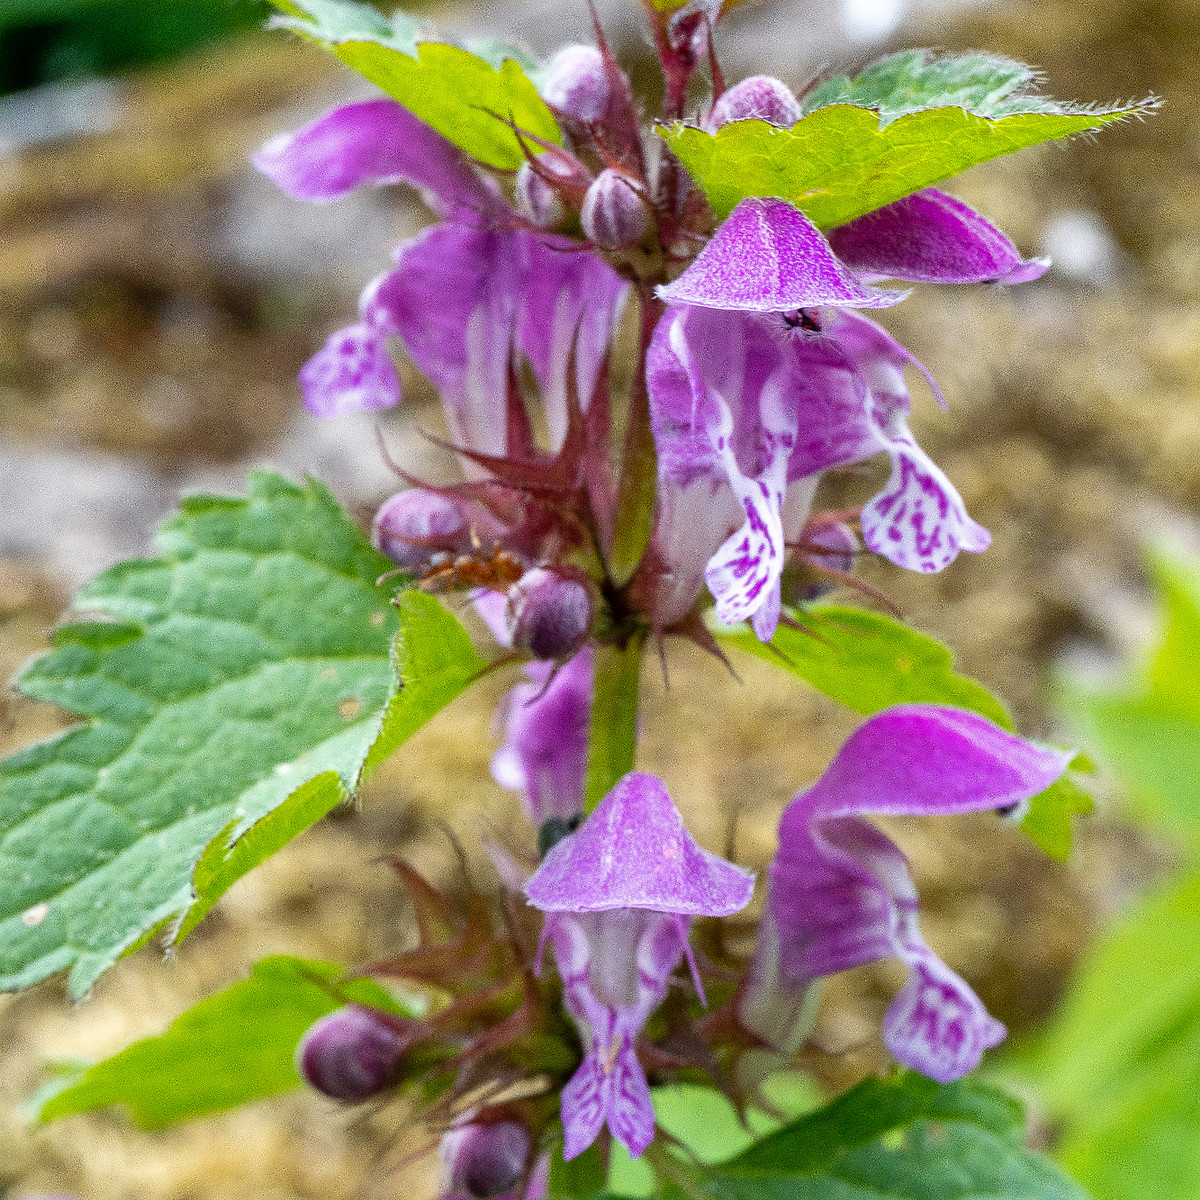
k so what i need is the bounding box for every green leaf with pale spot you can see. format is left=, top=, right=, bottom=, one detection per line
left=711, top=605, right=1090, bottom=858
left=270, top=0, right=561, bottom=169
left=33, top=955, right=417, bottom=1128
left=661, top=89, right=1150, bottom=226
left=0, top=472, right=484, bottom=998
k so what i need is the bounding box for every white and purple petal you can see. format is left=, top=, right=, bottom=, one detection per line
left=861, top=416, right=991, bottom=574
left=298, top=321, right=401, bottom=417
left=517, top=239, right=629, bottom=451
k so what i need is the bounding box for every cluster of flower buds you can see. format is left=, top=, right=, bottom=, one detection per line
left=260, top=0, right=1066, bottom=1179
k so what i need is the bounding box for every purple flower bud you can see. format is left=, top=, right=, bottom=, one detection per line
left=442, top=1121, right=532, bottom=1199
left=515, top=161, right=566, bottom=228
left=707, top=75, right=803, bottom=130
left=541, top=45, right=609, bottom=123
left=296, top=1005, right=403, bottom=1102
left=580, top=169, right=649, bottom=252
left=788, top=521, right=858, bottom=602
left=372, top=489, right=467, bottom=568
left=506, top=567, right=594, bottom=660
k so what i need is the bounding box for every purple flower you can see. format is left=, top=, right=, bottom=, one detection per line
left=255, top=99, right=627, bottom=444
left=644, top=189, right=1048, bottom=637
left=491, top=649, right=594, bottom=827
left=646, top=302, right=988, bottom=640
left=741, top=705, right=1071, bottom=1082
left=525, top=773, right=753, bottom=1159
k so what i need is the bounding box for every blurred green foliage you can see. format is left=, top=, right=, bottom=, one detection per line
left=1028, top=547, right=1200, bottom=1200
left=0, top=0, right=269, bottom=95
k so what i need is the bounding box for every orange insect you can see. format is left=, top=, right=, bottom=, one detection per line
left=417, top=543, right=524, bottom=594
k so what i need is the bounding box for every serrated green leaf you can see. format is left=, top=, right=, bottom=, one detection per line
left=660, top=99, right=1148, bottom=227
left=271, top=0, right=560, bottom=169
left=609, top=1075, right=822, bottom=1196
left=360, top=590, right=486, bottom=777
left=34, top=955, right=415, bottom=1128
left=174, top=772, right=347, bottom=943
left=0, top=472, right=484, bottom=997
left=711, top=605, right=1088, bottom=858
left=802, top=49, right=1052, bottom=124
left=661, top=1075, right=1087, bottom=1200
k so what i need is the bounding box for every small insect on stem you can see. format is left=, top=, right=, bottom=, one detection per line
left=418, top=545, right=524, bottom=594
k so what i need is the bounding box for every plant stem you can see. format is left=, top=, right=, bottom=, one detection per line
left=608, top=289, right=661, bottom=588
left=584, top=627, right=647, bottom=811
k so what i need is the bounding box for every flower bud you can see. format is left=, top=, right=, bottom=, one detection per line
left=442, top=1120, right=531, bottom=1199
left=541, top=44, right=609, bottom=123
left=506, top=567, right=593, bottom=660
left=372, top=489, right=466, bottom=568
left=786, top=521, right=858, bottom=603
left=580, top=169, right=649, bottom=251
left=707, top=75, right=803, bottom=130
left=514, top=161, right=565, bottom=228
left=297, top=1005, right=403, bottom=1102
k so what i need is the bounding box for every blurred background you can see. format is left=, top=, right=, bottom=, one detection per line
left=0, top=0, right=1196, bottom=1196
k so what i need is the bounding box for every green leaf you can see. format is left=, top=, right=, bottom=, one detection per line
left=660, top=95, right=1149, bottom=227
left=711, top=605, right=1088, bottom=858
left=671, top=1074, right=1087, bottom=1200
left=361, top=590, right=486, bottom=777
left=34, top=955, right=414, bottom=1128
left=271, top=0, right=561, bottom=169
left=1023, top=870, right=1200, bottom=1200
left=608, top=1075, right=822, bottom=1196
left=802, top=49, right=1060, bottom=124
left=713, top=605, right=1011, bottom=724
left=1064, top=547, right=1200, bottom=839
left=0, top=472, right=484, bottom=997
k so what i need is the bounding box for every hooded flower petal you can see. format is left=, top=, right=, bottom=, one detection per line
left=527, top=774, right=753, bottom=1159
left=828, top=189, right=1050, bottom=286
left=657, top=198, right=908, bottom=312
left=253, top=98, right=497, bottom=218
left=758, top=705, right=1070, bottom=1080
left=527, top=772, right=754, bottom=915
